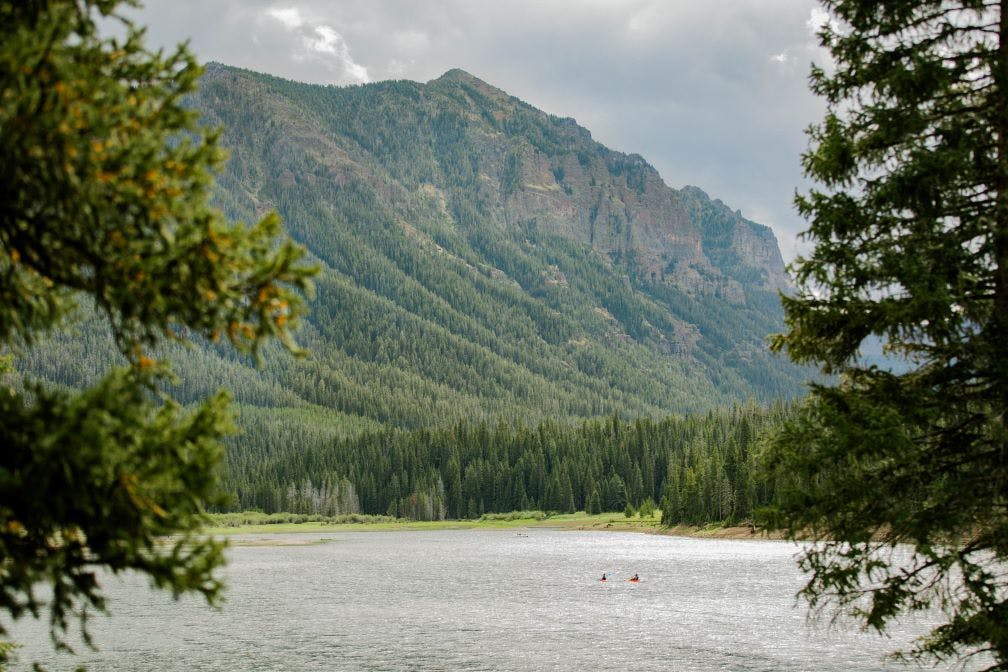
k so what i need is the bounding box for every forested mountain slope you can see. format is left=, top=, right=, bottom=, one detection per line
left=21, top=64, right=806, bottom=430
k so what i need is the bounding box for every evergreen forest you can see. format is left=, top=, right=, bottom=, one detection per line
left=223, top=404, right=788, bottom=525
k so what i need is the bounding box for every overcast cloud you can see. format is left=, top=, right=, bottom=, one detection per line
left=125, top=1, right=831, bottom=260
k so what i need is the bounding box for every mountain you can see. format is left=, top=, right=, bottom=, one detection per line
left=20, top=64, right=807, bottom=434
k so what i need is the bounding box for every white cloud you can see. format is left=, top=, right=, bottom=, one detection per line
left=263, top=5, right=369, bottom=84
left=806, top=7, right=839, bottom=37
left=266, top=6, right=303, bottom=30
left=304, top=25, right=370, bottom=82
left=307, top=25, right=344, bottom=55
left=769, top=51, right=790, bottom=63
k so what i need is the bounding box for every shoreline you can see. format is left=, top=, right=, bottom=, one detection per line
left=201, top=512, right=784, bottom=543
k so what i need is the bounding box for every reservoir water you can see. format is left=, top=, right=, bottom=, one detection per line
left=9, top=530, right=953, bottom=671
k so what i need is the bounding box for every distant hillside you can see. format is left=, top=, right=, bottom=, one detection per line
left=20, top=63, right=807, bottom=433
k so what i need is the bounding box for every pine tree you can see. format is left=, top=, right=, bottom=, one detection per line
left=765, top=1, right=1008, bottom=665
left=586, top=487, right=602, bottom=515
left=0, top=0, right=313, bottom=658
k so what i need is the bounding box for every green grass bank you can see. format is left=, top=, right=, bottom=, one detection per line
left=201, top=510, right=770, bottom=539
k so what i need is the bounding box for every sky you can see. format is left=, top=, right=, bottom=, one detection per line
left=124, top=1, right=834, bottom=261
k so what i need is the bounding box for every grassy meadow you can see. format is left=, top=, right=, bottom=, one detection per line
left=202, top=510, right=668, bottom=536
left=199, top=510, right=772, bottom=540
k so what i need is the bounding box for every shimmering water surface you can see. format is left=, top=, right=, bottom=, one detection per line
left=11, top=530, right=951, bottom=671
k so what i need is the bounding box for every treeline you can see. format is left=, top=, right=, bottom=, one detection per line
left=222, top=403, right=790, bottom=525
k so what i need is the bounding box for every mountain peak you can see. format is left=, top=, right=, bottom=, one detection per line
left=430, top=68, right=513, bottom=105
left=435, top=68, right=485, bottom=84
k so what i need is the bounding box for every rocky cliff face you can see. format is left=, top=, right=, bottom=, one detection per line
left=421, top=69, right=788, bottom=305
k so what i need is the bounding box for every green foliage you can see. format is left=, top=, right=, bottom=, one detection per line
left=0, top=0, right=313, bottom=657
left=219, top=404, right=787, bottom=526
left=0, top=370, right=230, bottom=647
left=207, top=511, right=394, bottom=527
left=1, top=8, right=313, bottom=360
left=0, top=640, right=18, bottom=670
left=764, top=1, right=1008, bottom=667
left=478, top=511, right=546, bottom=522
left=637, top=497, right=656, bottom=518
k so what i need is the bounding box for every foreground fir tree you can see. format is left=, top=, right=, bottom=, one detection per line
left=0, top=0, right=313, bottom=659
left=765, top=0, right=1008, bottom=667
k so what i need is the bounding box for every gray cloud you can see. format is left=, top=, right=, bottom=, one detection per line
left=127, top=0, right=832, bottom=260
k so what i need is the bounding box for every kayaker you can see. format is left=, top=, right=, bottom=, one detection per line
left=600, top=573, right=607, bottom=582
left=630, top=573, right=639, bottom=581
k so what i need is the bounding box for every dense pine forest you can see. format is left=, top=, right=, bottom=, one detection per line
left=223, top=403, right=788, bottom=524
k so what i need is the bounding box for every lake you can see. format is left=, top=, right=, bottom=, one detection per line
left=9, top=530, right=953, bottom=671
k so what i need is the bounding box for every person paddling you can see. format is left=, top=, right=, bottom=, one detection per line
left=629, top=573, right=639, bottom=582
left=600, top=573, right=607, bottom=582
